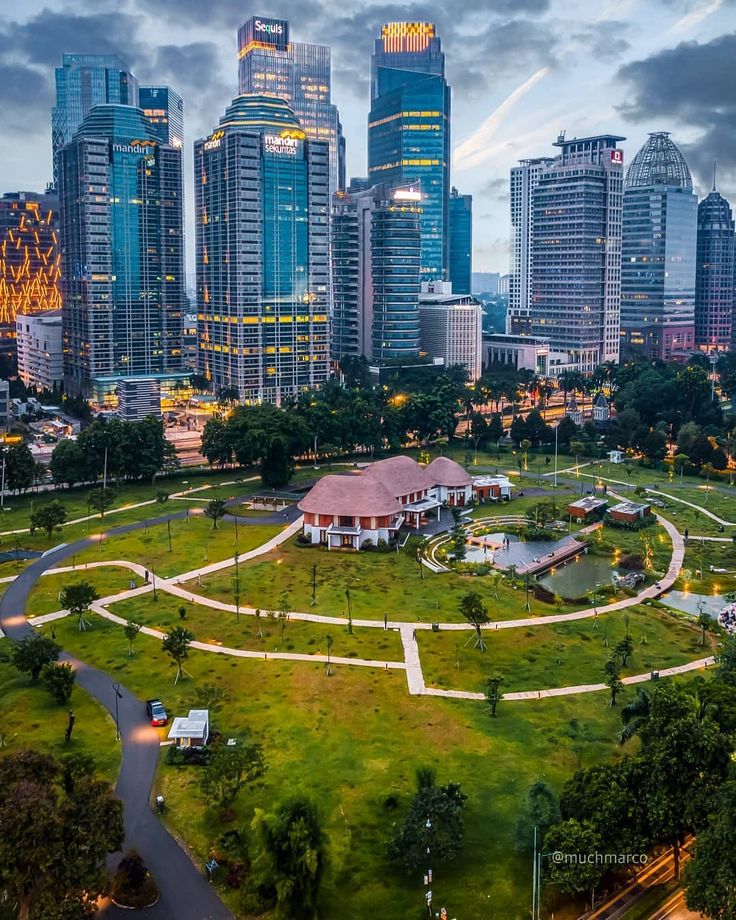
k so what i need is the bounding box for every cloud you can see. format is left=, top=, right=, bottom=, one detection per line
left=617, top=33, right=736, bottom=190
left=572, top=21, right=630, bottom=61
left=0, top=63, right=52, bottom=126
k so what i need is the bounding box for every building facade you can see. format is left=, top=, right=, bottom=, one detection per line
left=368, top=22, right=450, bottom=282
left=418, top=281, right=482, bottom=379
left=52, top=54, right=138, bottom=188
left=508, top=157, right=554, bottom=335
left=16, top=309, right=63, bottom=391
left=116, top=377, right=162, bottom=421
left=195, top=95, right=330, bottom=403
left=620, top=133, right=698, bottom=360
left=529, top=134, right=624, bottom=373
left=449, top=188, right=472, bottom=295
left=331, top=182, right=422, bottom=363
left=0, top=191, right=61, bottom=360
left=58, top=105, right=185, bottom=400
left=695, top=185, right=735, bottom=351
left=483, top=333, right=550, bottom=375
left=237, top=16, right=345, bottom=196
left=139, top=85, right=184, bottom=148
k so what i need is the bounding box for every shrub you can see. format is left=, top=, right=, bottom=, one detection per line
left=110, top=850, right=159, bottom=909
left=618, top=552, right=645, bottom=570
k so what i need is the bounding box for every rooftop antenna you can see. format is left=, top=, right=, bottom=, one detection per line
left=557, top=129, right=566, bottom=144
left=712, top=160, right=718, bottom=192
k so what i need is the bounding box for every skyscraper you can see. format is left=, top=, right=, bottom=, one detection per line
left=508, top=157, right=554, bottom=335
left=418, top=282, right=483, bottom=379
left=58, top=105, right=185, bottom=399
left=620, top=132, right=698, bottom=360
left=529, top=134, right=625, bottom=373
left=195, top=95, right=330, bottom=403
left=331, top=182, right=422, bottom=363
left=139, top=86, right=184, bottom=148
left=52, top=54, right=138, bottom=187
left=368, top=22, right=450, bottom=282
left=448, top=188, right=472, bottom=295
left=695, top=180, right=735, bottom=351
left=237, top=16, right=345, bottom=196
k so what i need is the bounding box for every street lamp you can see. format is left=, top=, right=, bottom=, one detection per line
left=112, top=682, right=123, bottom=741
left=424, top=818, right=433, bottom=918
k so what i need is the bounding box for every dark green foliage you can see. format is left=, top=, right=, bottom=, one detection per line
left=41, top=661, right=76, bottom=704
left=11, top=632, right=61, bottom=683
left=387, top=780, right=467, bottom=873
left=29, top=500, right=68, bottom=537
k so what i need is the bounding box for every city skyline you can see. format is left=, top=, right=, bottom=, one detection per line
left=0, top=0, right=733, bottom=279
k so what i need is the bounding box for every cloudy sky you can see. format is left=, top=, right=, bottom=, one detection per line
left=1, top=0, right=734, bottom=280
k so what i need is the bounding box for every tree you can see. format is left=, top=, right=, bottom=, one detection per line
left=226, top=403, right=310, bottom=487
left=11, top=633, right=61, bottom=683
left=387, top=776, right=467, bottom=873
left=459, top=592, right=489, bottom=650
left=614, top=635, right=634, bottom=668
left=204, top=497, right=227, bottom=530
left=161, top=626, right=194, bottom=683
left=619, top=686, right=651, bottom=744
left=49, top=439, right=85, bottom=488
left=250, top=796, right=326, bottom=920
left=0, top=750, right=123, bottom=920
left=487, top=413, right=504, bottom=453
left=194, top=683, right=226, bottom=713
left=200, top=739, right=266, bottom=812
left=530, top=498, right=559, bottom=527
left=450, top=506, right=468, bottom=561
left=60, top=581, right=99, bottom=631
left=41, top=661, right=76, bottom=704
left=683, top=779, right=736, bottom=918
left=485, top=674, right=504, bottom=717
left=509, top=414, right=528, bottom=446
left=603, top=656, right=623, bottom=707
left=716, top=634, right=736, bottom=686
left=201, top=418, right=233, bottom=467
left=89, top=486, right=114, bottom=518
left=29, top=500, right=67, bottom=539
left=5, top=442, right=35, bottom=493
left=696, top=608, right=711, bottom=646
left=123, top=620, right=142, bottom=657
left=515, top=780, right=561, bottom=853
left=545, top=818, right=606, bottom=908
left=556, top=415, right=578, bottom=451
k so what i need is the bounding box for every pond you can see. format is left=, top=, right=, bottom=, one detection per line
left=464, top=532, right=579, bottom=571
left=538, top=554, right=619, bottom=597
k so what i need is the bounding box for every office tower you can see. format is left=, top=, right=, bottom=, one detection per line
left=52, top=54, right=138, bottom=188
left=620, top=132, right=697, bottom=360
left=529, top=134, right=625, bottom=373
left=195, top=95, right=330, bottom=403
left=58, top=105, right=185, bottom=400
left=418, top=281, right=482, bottom=378
left=368, top=22, right=450, bottom=282
left=508, top=157, right=554, bottom=334
left=331, top=182, right=422, bottom=363
left=237, top=16, right=344, bottom=196
left=472, top=272, right=500, bottom=295
left=498, top=274, right=510, bottom=295
left=449, top=188, right=472, bottom=295
left=139, top=86, right=184, bottom=148
left=16, top=310, right=63, bottom=390
left=0, top=191, right=61, bottom=361
left=695, top=179, right=735, bottom=351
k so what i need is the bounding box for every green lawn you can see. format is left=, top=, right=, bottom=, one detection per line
left=26, top=566, right=145, bottom=618
left=418, top=604, right=716, bottom=694
left=677, top=538, right=736, bottom=594
left=47, top=614, right=628, bottom=920
left=0, top=639, right=120, bottom=782
left=103, top=594, right=405, bottom=661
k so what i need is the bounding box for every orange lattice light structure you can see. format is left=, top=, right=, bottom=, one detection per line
left=0, top=196, right=61, bottom=327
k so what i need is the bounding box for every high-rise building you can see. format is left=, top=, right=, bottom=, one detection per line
left=16, top=310, right=63, bottom=391
left=195, top=95, right=330, bottom=403
left=472, top=272, right=500, bottom=295
left=529, top=134, right=625, bottom=374
left=620, top=132, right=698, bottom=360
left=52, top=54, right=138, bottom=188
left=508, top=157, right=554, bottom=335
left=237, top=16, right=345, bottom=196
left=58, top=105, right=185, bottom=400
left=139, top=86, right=184, bottom=148
left=418, top=281, right=482, bottom=379
left=0, top=191, right=61, bottom=361
left=449, top=188, right=472, bottom=295
left=368, top=22, right=450, bottom=282
left=695, top=180, right=735, bottom=351
left=331, top=182, right=422, bottom=363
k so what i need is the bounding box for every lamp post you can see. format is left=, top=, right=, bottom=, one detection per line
left=553, top=424, right=558, bottom=489
left=112, top=682, right=123, bottom=741
left=424, top=818, right=433, bottom=918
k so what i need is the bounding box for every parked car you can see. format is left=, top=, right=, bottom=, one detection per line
left=146, top=699, right=168, bottom=727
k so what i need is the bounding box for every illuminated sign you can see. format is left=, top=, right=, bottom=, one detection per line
left=255, top=18, right=284, bottom=35
left=264, top=134, right=299, bottom=156
left=393, top=188, right=421, bottom=202
left=248, top=16, right=289, bottom=48
left=610, top=149, right=624, bottom=164
left=112, top=139, right=158, bottom=154
left=204, top=130, right=225, bottom=151
left=381, top=21, right=435, bottom=53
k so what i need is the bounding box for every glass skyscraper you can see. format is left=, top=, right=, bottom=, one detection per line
left=195, top=95, right=330, bottom=403
left=620, top=132, right=698, bottom=360
left=58, top=105, right=185, bottom=399
left=449, top=188, right=472, bottom=295
left=237, top=16, right=345, bottom=196
left=52, top=54, right=138, bottom=188
left=695, top=183, right=735, bottom=351
left=368, top=22, right=450, bottom=283
left=139, top=86, right=184, bottom=148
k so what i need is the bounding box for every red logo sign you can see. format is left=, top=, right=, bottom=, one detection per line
left=611, top=149, right=623, bottom=164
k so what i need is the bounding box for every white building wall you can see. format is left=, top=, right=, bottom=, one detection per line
left=16, top=311, right=63, bottom=390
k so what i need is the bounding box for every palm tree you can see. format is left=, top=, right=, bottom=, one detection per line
left=619, top=686, right=650, bottom=744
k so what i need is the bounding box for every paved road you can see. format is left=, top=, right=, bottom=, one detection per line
left=0, top=497, right=294, bottom=920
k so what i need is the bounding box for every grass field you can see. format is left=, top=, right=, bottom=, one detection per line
left=47, top=614, right=628, bottom=920
left=25, top=566, right=145, bottom=618
left=418, top=604, right=717, bottom=694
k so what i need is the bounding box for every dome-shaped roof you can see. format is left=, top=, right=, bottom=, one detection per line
left=425, top=456, right=471, bottom=488
left=626, top=132, right=692, bottom=189
left=218, top=94, right=302, bottom=134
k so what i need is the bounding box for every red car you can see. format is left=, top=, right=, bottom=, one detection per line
left=146, top=699, right=168, bottom=727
